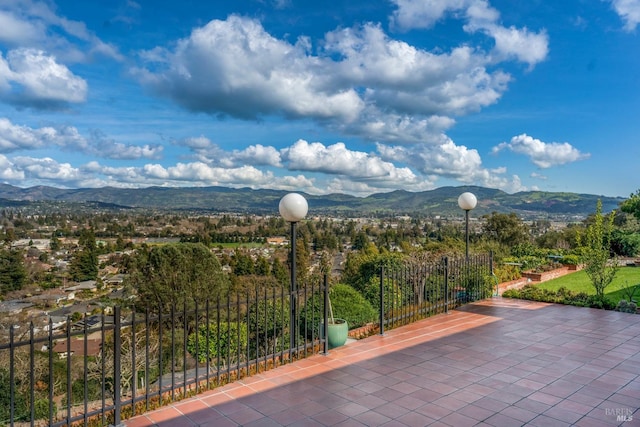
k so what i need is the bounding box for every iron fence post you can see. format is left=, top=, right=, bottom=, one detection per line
left=443, top=257, right=449, bottom=313
left=290, top=221, right=297, bottom=351
left=9, top=326, right=14, bottom=427
left=379, top=266, right=385, bottom=335
left=323, top=274, right=329, bottom=354
left=112, top=306, right=123, bottom=427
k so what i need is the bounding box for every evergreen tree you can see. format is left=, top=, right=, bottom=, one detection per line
left=69, top=228, right=99, bottom=281
left=127, top=243, right=230, bottom=311
left=0, top=249, right=27, bottom=294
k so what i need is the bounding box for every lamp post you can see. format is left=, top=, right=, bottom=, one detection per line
left=458, top=192, right=477, bottom=259
left=279, top=193, right=308, bottom=350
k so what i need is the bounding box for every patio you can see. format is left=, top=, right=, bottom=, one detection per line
left=124, top=298, right=640, bottom=426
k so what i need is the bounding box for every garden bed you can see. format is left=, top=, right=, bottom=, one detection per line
left=497, top=265, right=581, bottom=295
left=521, top=265, right=581, bottom=282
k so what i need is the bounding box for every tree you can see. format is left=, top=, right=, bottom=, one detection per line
left=69, top=228, right=99, bottom=281
left=481, top=212, right=530, bottom=247
left=69, top=248, right=98, bottom=281
left=127, top=243, right=230, bottom=311
left=0, top=248, right=27, bottom=294
left=577, top=200, right=618, bottom=302
left=621, top=189, right=640, bottom=220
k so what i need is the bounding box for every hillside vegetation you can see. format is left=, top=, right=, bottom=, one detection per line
left=0, top=184, right=625, bottom=218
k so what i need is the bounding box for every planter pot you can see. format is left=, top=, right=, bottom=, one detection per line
left=320, top=319, right=348, bottom=349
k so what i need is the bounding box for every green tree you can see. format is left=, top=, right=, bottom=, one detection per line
left=127, top=243, right=230, bottom=311
left=69, top=248, right=98, bottom=281
left=577, top=200, right=618, bottom=302
left=481, top=212, right=530, bottom=247
left=0, top=248, right=27, bottom=294
left=69, top=228, right=99, bottom=281
left=621, top=189, right=640, bottom=220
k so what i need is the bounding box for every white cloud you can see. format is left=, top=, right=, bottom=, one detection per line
left=283, top=139, right=418, bottom=185
left=377, top=138, right=526, bottom=192
left=0, top=118, right=162, bottom=159
left=0, top=49, right=87, bottom=107
left=479, top=25, right=549, bottom=67
left=0, top=0, right=122, bottom=62
left=12, top=156, right=81, bottom=181
left=391, top=0, right=548, bottom=68
left=390, top=0, right=467, bottom=30
left=493, top=134, right=590, bottom=168
left=231, top=144, right=282, bottom=167
left=0, top=154, right=24, bottom=180
left=0, top=10, right=44, bottom=45
left=133, top=15, right=364, bottom=122
left=611, top=0, right=640, bottom=31
left=132, top=15, right=519, bottom=144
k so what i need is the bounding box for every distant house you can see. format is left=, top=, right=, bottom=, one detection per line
left=0, top=300, right=33, bottom=314
left=65, top=280, right=98, bottom=293
left=12, top=239, right=51, bottom=251
left=28, top=289, right=68, bottom=307
left=52, top=338, right=102, bottom=358
left=267, top=237, right=287, bottom=246
left=103, top=274, right=126, bottom=286
left=72, top=314, right=115, bottom=331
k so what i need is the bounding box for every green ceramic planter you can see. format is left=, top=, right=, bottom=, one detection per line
left=320, top=318, right=348, bottom=349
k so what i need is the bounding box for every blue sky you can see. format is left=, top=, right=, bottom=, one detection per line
left=0, top=0, right=638, bottom=198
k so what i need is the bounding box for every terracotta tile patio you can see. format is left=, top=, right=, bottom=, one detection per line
left=124, top=298, right=640, bottom=426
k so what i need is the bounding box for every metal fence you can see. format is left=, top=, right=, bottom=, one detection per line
left=0, top=280, right=330, bottom=427
left=0, top=253, right=492, bottom=427
left=378, top=253, right=494, bottom=333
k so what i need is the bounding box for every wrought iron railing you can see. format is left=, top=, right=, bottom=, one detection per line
left=378, top=253, right=494, bottom=333
left=0, top=280, right=329, bottom=427
left=0, top=253, right=492, bottom=426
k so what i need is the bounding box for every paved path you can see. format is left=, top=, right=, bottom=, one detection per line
left=124, top=298, right=640, bottom=426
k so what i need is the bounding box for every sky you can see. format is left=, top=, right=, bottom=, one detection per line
left=0, top=0, right=638, bottom=199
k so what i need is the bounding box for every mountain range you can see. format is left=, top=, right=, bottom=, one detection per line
left=0, top=184, right=626, bottom=219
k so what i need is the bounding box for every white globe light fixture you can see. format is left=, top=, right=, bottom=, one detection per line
left=458, top=192, right=477, bottom=259
left=279, top=193, right=308, bottom=350
left=457, top=192, right=477, bottom=211
left=279, top=193, right=308, bottom=223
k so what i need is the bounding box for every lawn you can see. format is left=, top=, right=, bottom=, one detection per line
left=537, top=266, right=640, bottom=303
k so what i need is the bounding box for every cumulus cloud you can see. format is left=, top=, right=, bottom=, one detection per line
left=0, top=118, right=162, bottom=159
left=0, top=0, right=122, bottom=63
left=492, top=134, right=590, bottom=168
left=0, top=49, right=87, bottom=108
left=177, top=136, right=282, bottom=167
left=611, top=0, right=640, bottom=31
left=0, top=154, right=24, bottom=180
left=377, top=138, right=526, bottom=192
left=82, top=160, right=323, bottom=194
left=132, top=15, right=519, bottom=144
left=132, top=16, right=364, bottom=122
left=282, top=139, right=418, bottom=186
left=12, top=156, right=80, bottom=180
left=391, top=0, right=548, bottom=68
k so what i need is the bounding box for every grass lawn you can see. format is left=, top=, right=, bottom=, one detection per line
left=537, top=267, right=640, bottom=303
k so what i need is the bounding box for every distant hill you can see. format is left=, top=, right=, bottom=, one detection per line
left=0, top=184, right=626, bottom=219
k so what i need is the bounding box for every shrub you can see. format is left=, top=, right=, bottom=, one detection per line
left=560, top=254, right=580, bottom=266
left=329, top=283, right=377, bottom=328
left=616, top=300, right=638, bottom=314
left=187, top=322, right=248, bottom=366
left=300, top=283, right=377, bottom=336
left=361, top=276, right=409, bottom=315
left=502, top=285, right=615, bottom=310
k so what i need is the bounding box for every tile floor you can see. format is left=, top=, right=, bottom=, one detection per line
left=124, top=298, right=640, bottom=426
